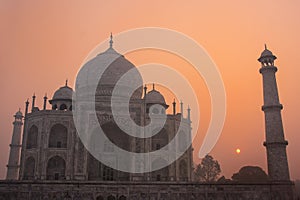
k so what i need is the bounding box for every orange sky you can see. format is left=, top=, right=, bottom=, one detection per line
left=0, top=0, right=300, bottom=180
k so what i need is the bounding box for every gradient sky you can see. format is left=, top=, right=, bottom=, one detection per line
left=0, top=0, right=300, bottom=180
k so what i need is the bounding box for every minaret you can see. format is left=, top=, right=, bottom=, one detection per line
left=6, top=110, right=23, bottom=180
left=31, top=93, right=36, bottom=112
left=172, top=99, right=176, bottom=115
left=258, top=45, right=290, bottom=181
left=143, top=84, right=147, bottom=98
left=43, top=94, right=48, bottom=110
left=109, top=32, right=113, bottom=48
left=180, top=101, right=183, bottom=116
left=187, top=105, right=191, bottom=122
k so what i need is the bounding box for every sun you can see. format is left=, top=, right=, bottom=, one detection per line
left=236, top=148, right=241, bottom=154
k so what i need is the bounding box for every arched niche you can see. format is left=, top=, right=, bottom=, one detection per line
left=151, top=128, right=168, bottom=151
left=46, top=155, right=66, bottom=180
left=48, top=124, right=68, bottom=148
left=151, top=158, right=169, bottom=181
left=23, top=156, right=35, bottom=180
left=26, top=125, right=38, bottom=149
left=179, top=159, right=188, bottom=181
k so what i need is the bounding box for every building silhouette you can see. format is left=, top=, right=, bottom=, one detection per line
left=0, top=40, right=296, bottom=199
left=7, top=35, right=193, bottom=182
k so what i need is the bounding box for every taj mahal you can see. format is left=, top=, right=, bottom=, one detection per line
left=0, top=36, right=296, bottom=199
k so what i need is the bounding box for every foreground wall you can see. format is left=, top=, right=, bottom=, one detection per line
left=0, top=180, right=295, bottom=200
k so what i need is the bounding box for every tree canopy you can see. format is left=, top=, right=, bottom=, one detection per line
left=231, top=166, right=269, bottom=182
left=194, top=154, right=221, bottom=182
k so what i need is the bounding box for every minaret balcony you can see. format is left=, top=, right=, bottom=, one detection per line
left=259, top=65, right=278, bottom=74
left=261, top=104, right=283, bottom=111
left=263, top=140, right=288, bottom=147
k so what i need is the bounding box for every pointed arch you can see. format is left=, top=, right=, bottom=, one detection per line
left=87, top=123, right=130, bottom=181
left=49, top=124, right=68, bottom=148
left=96, top=195, right=104, bottom=200
left=87, top=128, right=104, bottom=180
left=101, top=121, right=130, bottom=150
left=179, top=159, right=188, bottom=181
left=107, top=195, right=116, bottom=200
left=26, top=125, right=38, bottom=149
left=102, top=165, right=115, bottom=181
left=151, top=128, right=168, bottom=151
left=46, top=156, right=66, bottom=180
left=23, top=156, right=35, bottom=180
left=151, top=158, right=169, bottom=181
left=118, top=195, right=127, bottom=200
left=59, top=104, right=67, bottom=111
left=179, top=130, right=187, bottom=152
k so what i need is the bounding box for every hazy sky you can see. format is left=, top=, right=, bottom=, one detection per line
left=0, top=0, right=300, bottom=180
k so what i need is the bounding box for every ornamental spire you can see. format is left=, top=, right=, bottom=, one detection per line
left=109, top=32, right=113, bottom=48
left=172, top=99, right=176, bottom=115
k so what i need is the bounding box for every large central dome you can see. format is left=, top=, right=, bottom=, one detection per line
left=76, top=35, right=143, bottom=100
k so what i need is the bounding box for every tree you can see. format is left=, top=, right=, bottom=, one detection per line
left=194, top=154, right=221, bottom=182
left=231, top=166, right=269, bottom=182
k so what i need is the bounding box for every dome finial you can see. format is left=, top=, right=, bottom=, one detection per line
left=110, top=32, right=113, bottom=48
left=152, top=83, right=155, bottom=90
left=264, top=44, right=267, bottom=50
left=65, top=79, right=68, bottom=86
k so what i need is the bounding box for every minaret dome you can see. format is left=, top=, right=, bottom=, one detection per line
left=258, top=44, right=277, bottom=66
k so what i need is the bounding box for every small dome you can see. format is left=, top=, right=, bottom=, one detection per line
left=14, top=110, right=23, bottom=118
left=52, top=85, right=73, bottom=101
left=260, top=48, right=273, bottom=57
left=258, top=45, right=277, bottom=64
left=145, top=89, right=166, bottom=105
